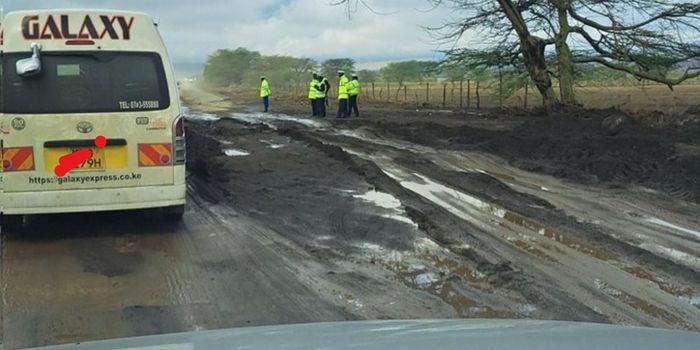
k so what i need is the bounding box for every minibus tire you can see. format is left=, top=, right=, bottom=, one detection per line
left=1, top=215, right=24, bottom=233
left=163, top=205, right=185, bottom=220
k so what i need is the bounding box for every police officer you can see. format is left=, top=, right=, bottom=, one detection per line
left=337, top=70, right=349, bottom=118
left=260, top=76, right=271, bottom=112
left=319, top=74, right=331, bottom=108
left=348, top=73, right=360, bottom=118
left=315, top=75, right=327, bottom=117
left=309, top=73, right=319, bottom=117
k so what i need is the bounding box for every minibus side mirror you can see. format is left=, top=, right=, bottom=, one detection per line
left=16, top=43, right=43, bottom=77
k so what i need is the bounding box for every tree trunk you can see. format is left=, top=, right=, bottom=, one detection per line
left=521, top=36, right=558, bottom=111
left=555, top=4, right=576, bottom=105
left=497, top=0, right=558, bottom=112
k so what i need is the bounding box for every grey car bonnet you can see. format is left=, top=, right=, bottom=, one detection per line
left=28, top=319, right=700, bottom=350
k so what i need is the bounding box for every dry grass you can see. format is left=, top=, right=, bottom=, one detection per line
left=358, top=81, right=700, bottom=114
left=203, top=80, right=700, bottom=116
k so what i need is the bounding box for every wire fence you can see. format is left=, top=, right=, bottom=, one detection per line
left=348, top=80, right=700, bottom=113
left=241, top=77, right=700, bottom=114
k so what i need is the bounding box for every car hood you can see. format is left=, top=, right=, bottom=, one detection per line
left=29, top=319, right=700, bottom=350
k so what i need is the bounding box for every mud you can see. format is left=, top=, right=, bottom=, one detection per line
left=366, top=111, right=700, bottom=203
left=2, top=84, right=699, bottom=349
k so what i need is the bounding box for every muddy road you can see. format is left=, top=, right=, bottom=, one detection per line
left=2, top=94, right=700, bottom=349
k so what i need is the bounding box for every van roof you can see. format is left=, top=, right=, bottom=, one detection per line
left=1, top=9, right=165, bottom=53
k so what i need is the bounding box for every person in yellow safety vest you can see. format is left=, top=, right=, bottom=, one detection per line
left=315, top=74, right=327, bottom=118
left=309, top=73, right=320, bottom=117
left=337, top=70, right=349, bottom=118
left=347, top=73, right=360, bottom=118
left=260, top=76, right=271, bottom=112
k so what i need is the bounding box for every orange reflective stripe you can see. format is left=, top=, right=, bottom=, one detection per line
left=138, top=143, right=172, bottom=167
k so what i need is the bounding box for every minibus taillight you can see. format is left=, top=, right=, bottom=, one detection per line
left=173, top=116, right=186, bottom=165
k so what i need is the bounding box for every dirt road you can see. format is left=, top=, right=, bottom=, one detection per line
left=1, top=85, right=698, bottom=349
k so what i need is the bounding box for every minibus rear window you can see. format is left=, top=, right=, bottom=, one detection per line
left=1, top=51, right=170, bottom=114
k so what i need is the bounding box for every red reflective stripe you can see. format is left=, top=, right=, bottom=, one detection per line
left=10, top=148, right=33, bottom=170
left=3, top=148, right=34, bottom=171
left=139, top=145, right=161, bottom=165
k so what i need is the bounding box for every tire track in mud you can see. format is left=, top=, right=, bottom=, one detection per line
left=186, top=117, right=553, bottom=323
left=186, top=110, right=700, bottom=330
left=277, top=127, right=616, bottom=325
left=271, top=120, right=699, bottom=330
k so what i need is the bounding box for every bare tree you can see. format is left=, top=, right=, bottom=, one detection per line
left=333, top=0, right=700, bottom=111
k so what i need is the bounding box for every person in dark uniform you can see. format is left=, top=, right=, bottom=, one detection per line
left=315, top=75, right=327, bottom=117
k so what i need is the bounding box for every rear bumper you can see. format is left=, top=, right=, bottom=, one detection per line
left=1, top=184, right=186, bottom=215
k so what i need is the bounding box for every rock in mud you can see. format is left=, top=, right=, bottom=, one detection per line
left=601, top=114, right=628, bottom=136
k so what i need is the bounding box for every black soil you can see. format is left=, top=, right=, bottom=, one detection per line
left=374, top=110, right=700, bottom=202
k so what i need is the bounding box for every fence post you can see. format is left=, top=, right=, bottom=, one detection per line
left=404, top=85, right=408, bottom=102
left=498, top=70, right=503, bottom=107
left=524, top=82, right=529, bottom=109
left=426, top=82, right=430, bottom=103
left=372, top=82, right=376, bottom=99
left=476, top=81, right=481, bottom=109
left=387, top=82, right=390, bottom=102
left=459, top=80, right=464, bottom=109
left=442, top=84, right=447, bottom=108
left=467, top=80, right=471, bottom=108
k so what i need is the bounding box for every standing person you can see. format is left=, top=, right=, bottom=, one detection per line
left=321, top=75, right=331, bottom=108
left=309, top=73, right=319, bottom=117
left=315, top=75, right=327, bottom=117
left=337, top=70, right=349, bottom=118
left=260, top=76, right=271, bottom=112
left=348, top=73, right=361, bottom=118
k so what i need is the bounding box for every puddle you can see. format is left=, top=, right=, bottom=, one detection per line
left=186, top=113, right=220, bottom=122
left=182, top=106, right=220, bottom=121
left=260, top=140, right=286, bottom=149
left=353, top=190, right=418, bottom=228
left=678, top=295, right=700, bottom=308
left=223, top=148, right=250, bottom=157
left=229, top=112, right=325, bottom=129
left=645, top=217, right=700, bottom=240
left=414, top=272, right=440, bottom=286
left=385, top=172, right=507, bottom=226
left=518, top=304, right=537, bottom=314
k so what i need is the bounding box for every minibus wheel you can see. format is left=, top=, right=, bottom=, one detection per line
left=1, top=215, right=25, bottom=233
left=163, top=205, right=185, bottom=220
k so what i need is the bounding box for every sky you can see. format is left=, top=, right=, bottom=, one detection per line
left=2, top=0, right=461, bottom=69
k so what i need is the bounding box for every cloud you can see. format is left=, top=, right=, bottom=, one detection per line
left=3, top=0, right=460, bottom=65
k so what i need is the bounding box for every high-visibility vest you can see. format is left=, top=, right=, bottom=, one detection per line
left=260, top=79, right=271, bottom=97
left=338, top=75, right=349, bottom=100
left=347, top=79, right=360, bottom=96
left=309, top=79, right=319, bottom=99
left=315, top=80, right=326, bottom=98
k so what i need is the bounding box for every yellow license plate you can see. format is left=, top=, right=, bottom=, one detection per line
left=74, top=148, right=105, bottom=171
left=45, top=147, right=127, bottom=172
